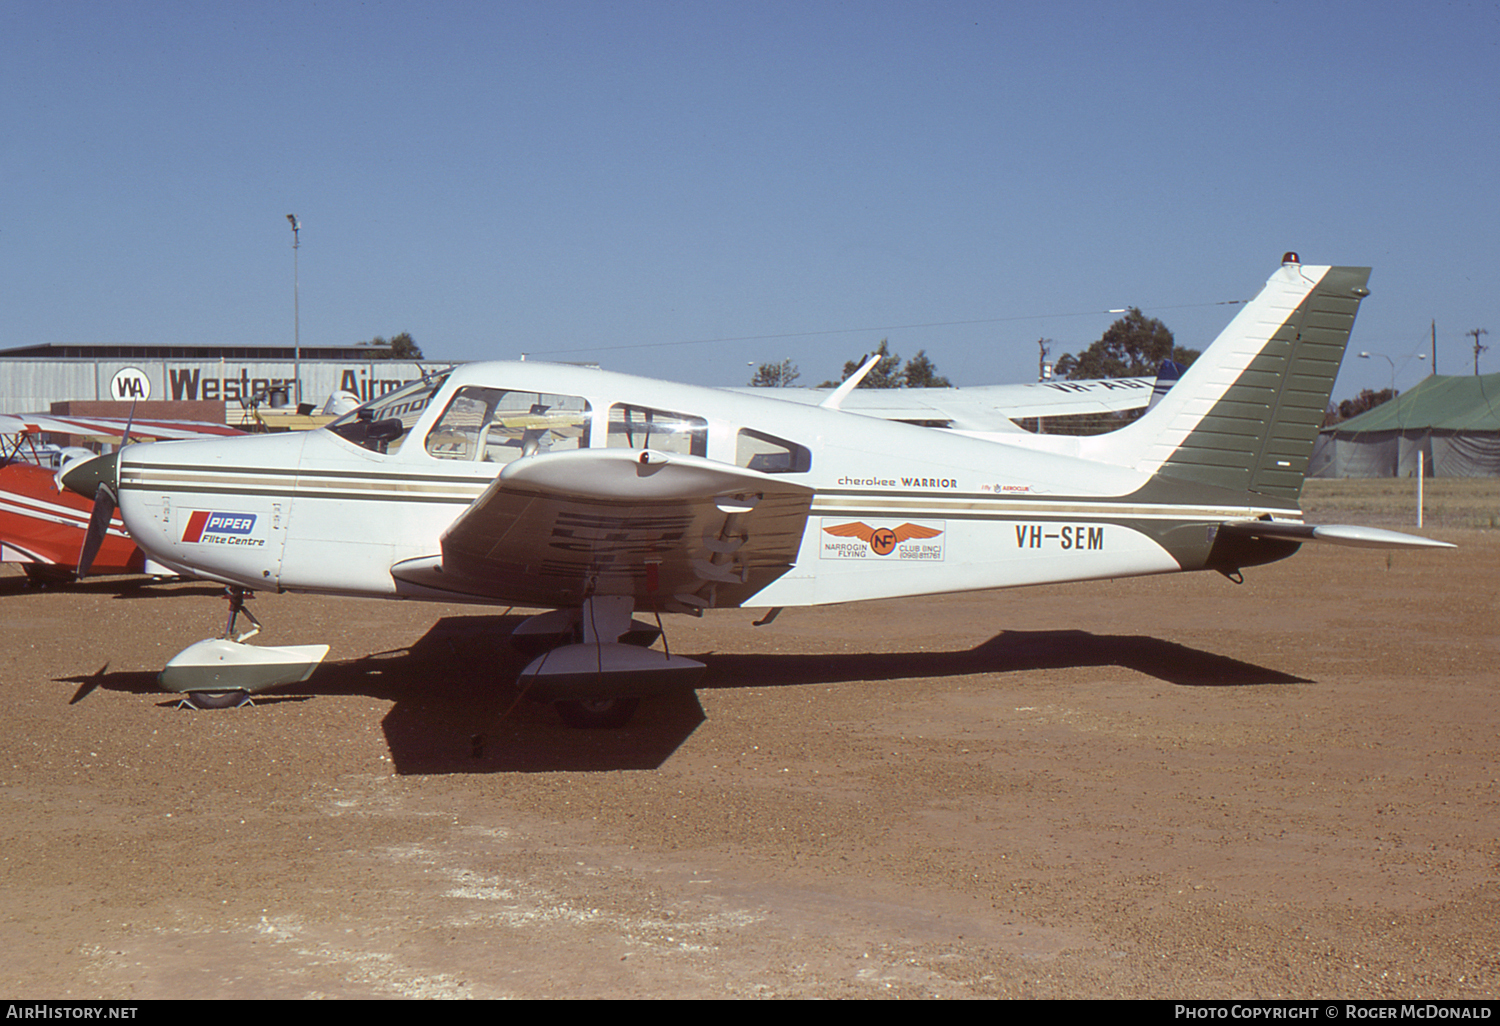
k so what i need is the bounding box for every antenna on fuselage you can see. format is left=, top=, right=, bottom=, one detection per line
left=819, top=352, right=883, bottom=411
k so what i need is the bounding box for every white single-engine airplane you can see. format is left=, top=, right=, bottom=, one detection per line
left=63, top=255, right=1451, bottom=722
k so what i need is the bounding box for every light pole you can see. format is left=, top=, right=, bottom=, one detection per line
left=1359, top=350, right=1426, bottom=395
left=1358, top=351, right=1395, bottom=394
left=286, top=215, right=301, bottom=406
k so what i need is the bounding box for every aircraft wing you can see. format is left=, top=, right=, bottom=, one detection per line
left=722, top=377, right=1157, bottom=432
left=0, top=413, right=243, bottom=442
left=390, top=448, right=815, bottom=610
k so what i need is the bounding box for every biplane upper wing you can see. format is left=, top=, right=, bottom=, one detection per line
left=390, top=448, right=815, bottom=610
left=0, top=413, right=243, bottom=442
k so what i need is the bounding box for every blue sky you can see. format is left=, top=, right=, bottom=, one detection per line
left=3, top=0, right=1496, bottom=399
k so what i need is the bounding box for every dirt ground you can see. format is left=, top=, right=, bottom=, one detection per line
left=1, top=490, right=1496, bottom=999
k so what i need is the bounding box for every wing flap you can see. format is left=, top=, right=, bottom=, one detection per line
left=391, top=448, right=814, bottom=609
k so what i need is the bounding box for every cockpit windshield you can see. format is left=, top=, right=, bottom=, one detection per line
left=328, top=372, right=450, bottom=454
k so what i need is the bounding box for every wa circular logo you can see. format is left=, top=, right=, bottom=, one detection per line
left=110, top=366, right=152, bottom=401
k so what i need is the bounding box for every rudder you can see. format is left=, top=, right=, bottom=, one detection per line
left=1084, top=255, right=1372, bottom=502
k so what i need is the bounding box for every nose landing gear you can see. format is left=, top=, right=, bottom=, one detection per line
left=159, top=587, right=329, bottom=709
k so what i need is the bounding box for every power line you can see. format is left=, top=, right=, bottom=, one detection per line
left=524, top=299, right=1248, bottom=357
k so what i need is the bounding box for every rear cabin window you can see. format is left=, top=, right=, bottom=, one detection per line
left=606, top=404, right=706, bottom=457
left=735, top=428, right=811, bottom=474
left=425, top=387, right=591, bottom=464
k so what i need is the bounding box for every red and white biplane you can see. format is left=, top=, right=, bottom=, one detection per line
left=0, top=413, right=242, bottom=582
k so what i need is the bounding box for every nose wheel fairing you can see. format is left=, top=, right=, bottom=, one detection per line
left=157, top=637, right=330, bottom=698
left=157, top=588, right=328, bottom=705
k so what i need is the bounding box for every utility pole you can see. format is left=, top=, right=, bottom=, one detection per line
left=1467, top=327, right=1488, bottom=375
left=286, top=215, right=302, bottom=406
left=1037, top=338, right=1052, bottom=381
left=1431, top=320, right=1437, bottom=375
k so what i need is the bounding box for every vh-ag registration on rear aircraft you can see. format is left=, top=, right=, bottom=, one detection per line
left=63, top=255, right=1451, bottom=724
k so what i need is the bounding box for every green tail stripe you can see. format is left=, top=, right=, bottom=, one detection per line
left=1156, top=266, right=1371, bottom=501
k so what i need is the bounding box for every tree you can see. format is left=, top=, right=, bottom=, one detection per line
left=902, top=350, right=951, bottom=388
left=1053, top=308, right=1197, bottom=380
left=361, top=332, right=424, bottom=360
left=817, top=339, right=951, bottom=388
left=1324, top=387, right=1396, bottom=426
left=820, top=339, right=903, bottom=388
left=748, top=358, right=800, bottom=387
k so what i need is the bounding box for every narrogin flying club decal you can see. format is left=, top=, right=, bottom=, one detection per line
left=820, top=519, right=945, bottom=560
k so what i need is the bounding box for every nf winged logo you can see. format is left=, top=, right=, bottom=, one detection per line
left=822, top=520, right=944, bottom=557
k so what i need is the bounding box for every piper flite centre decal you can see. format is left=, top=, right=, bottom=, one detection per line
left=820, top=519, right=944, bottom=560
left=182, top=511, right=265, bottom=547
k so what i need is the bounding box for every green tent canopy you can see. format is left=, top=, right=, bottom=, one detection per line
left=1311, top=373, right=1500, bottom=477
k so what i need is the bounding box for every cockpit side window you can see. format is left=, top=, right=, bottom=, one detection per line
left=606, top=404, right=706, bottom=457
left=328, top=372, right=450, bottom=454
left=735, top=428, right=811, bottom=474
left=425, top=387, right=591, bottom=463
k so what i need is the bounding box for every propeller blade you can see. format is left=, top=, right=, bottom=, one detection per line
left=76, top=483, right=117, bottom=580
left=120, top=400, right=136, bottom=448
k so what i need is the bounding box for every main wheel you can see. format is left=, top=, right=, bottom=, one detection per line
left=620, top=624, right=662, bottom=648
left=554, top=697, right=640, bottom=729
left=182, top=690, right=251, bottom=710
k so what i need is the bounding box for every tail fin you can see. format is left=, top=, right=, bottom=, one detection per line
left=1083, top=254, right=1371, bottom=502
left=1145, top=359, right=1185, bottom=412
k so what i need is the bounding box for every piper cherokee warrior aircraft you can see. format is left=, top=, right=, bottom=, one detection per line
left=62, top=254, right=1451, bottom=723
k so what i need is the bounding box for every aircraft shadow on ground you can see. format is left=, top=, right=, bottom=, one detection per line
left=53, top=614, right=706, bottom=775
left=0, top=575, right=227, bottom=601
left=694, top=629, right=1311, bottom=692
left=104, top=582, right=229, bottom=602
left=55, top=618, right=1307, bottom=775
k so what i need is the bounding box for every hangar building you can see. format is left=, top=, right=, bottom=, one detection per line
left=0, top=342, right=453, bottom=421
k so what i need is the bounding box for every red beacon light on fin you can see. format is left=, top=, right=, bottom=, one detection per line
left=1282, top=251, right=1301, bottom=265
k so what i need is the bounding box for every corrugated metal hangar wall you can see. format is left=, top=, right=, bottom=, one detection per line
left=0, top=357, right=448, bottom=417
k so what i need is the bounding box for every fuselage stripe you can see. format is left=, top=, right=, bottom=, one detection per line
left=118, top=467, right=1296, bottom=527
